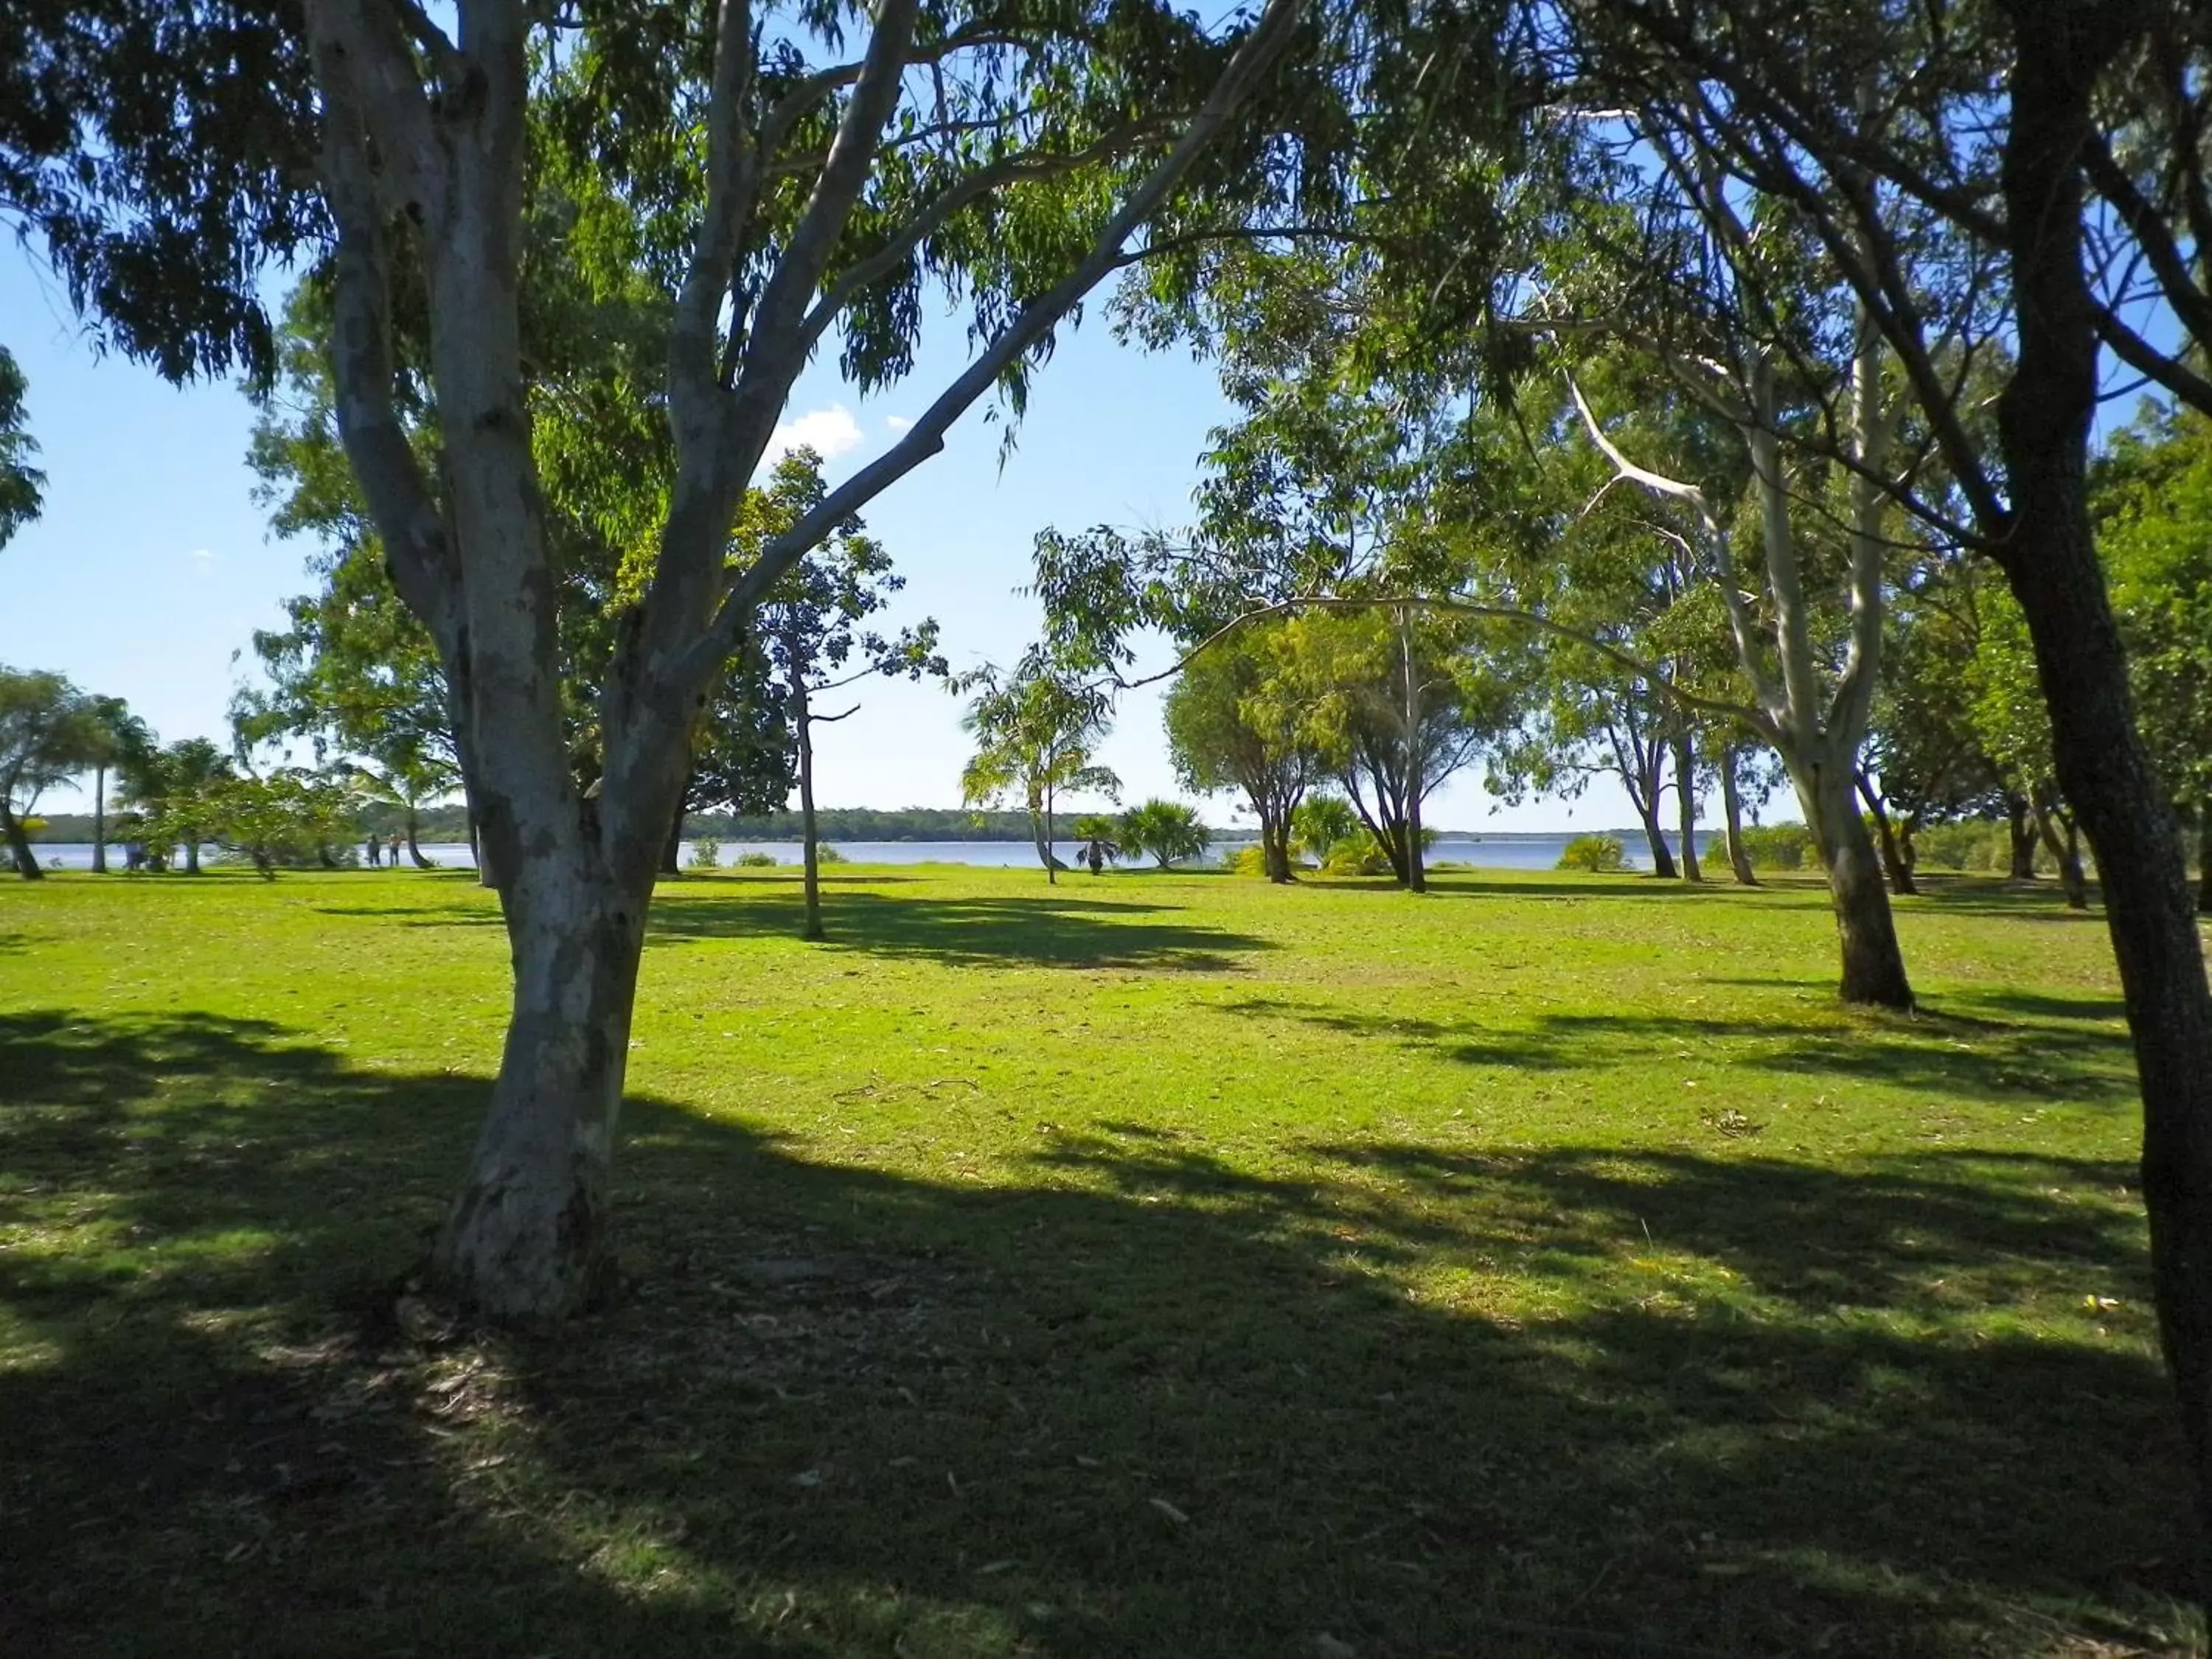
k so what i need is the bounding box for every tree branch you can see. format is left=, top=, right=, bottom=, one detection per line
left=678, top=0, right=1311, bottom=686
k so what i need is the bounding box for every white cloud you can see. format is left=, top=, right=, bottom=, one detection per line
left=884, top=414, right=914, bottom=434
left=765, top=403, right=865, bottom=465
left=190, top=548, right=218, bottom=579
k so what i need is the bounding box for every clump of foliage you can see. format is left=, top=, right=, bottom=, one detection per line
left=1292, top=796, right=1360, bottom=869
left=1557, top=835, right=1627, bottom=873
left=1724, top=824, right=1814, bottom=871
left=734, top=851, right=778, bottom=869
left=1323, top=835, right=1395, bottom=877
left=1225, top=844, right=1273, bottom=877
left=1120, top=800, right=1212, bottom=870
left=686, top=838, right=722, bottom=872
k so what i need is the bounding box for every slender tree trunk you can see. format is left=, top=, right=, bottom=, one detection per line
left=1, top=801, right=42, bottom=880
left=91, top=766, right=108, bottom=874
left=1043, top=787, right=1057, bottom=886
left=2031, top=791, right=2090, bottom=910
left=1719, top=748, right=1758, bottom=886
left=1794, top=760, right=1913, bottom=1009
left=1995, top=13, right=2212, bottom=1577
left=1636, top=796, right=1677, bottom=879
left=406, top=804, right=432, bottom=868
left=1399, top=608, right=1426, bottom=894
left=1673, top=733, right=1703, bottom=883
left=1858, top=773, right=1919, bottom=896
left=184, top=838, right=201, bottom=876
left=659, top=782, right=686, bottom=877
left=797, top=688, right=823, bottom=941
left=2006, top=793, right=2039, bottom=878
left=2199, top=804, right=2211, bottom=916
left=471, top=811, right=501, bottom=890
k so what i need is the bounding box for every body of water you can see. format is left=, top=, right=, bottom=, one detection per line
left=25, top=832, right=1674, bottom=873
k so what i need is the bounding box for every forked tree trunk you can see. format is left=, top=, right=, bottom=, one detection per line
left=797, top=686, right=823, bottom=941
left=1718, top=748, right=1758, bottom=886
left=430, top=869, right=649, bottom=1318
left=2030, top=793, right=2090, bottom=910
left=1795, top=761, right=1913, bottom=1009
left=1858, top=773, right=1918, bottom=897
left=1, top=802, right=41, bottom=879
left=1637, top=804, right=1677, bottom=878
left=92, top=766, right=108, bottom=874
left=1672, top=733, right=1702, bottom=883
left=1996, top=12, right=2212, bottom=1569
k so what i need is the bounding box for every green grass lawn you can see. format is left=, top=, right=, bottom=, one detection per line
left=0, top=861, right=2197, bottom=1656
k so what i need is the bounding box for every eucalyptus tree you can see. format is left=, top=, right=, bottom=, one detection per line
left=1271, top=604, right=1513, bottom=891
left=119, top=737, right=235, bottom=877
left=1161, top=620, right=1318, bottom=881
left=751, top=450, right=945, bottom=939
left=959, top=654, right=1120, bottom=882
left=0, top=668, right=98, bottom=879
left=1964, top=583, right=2091, bottom=908
left=0, top=349, right=42, bottom=551
left=2, top=0, right=1330, bottom=1317
left=1557, top=0, right=2212, bottom=1578
left=2095, top=406, right=2212, bottom=911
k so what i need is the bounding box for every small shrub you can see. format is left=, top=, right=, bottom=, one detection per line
left=1226, top=845, right=1271, bottom=877
left=686, top=837, right=722, bottom=870
left=1557, top=834, right=1626, bottom=872
left=815, top=844, right=847, bottom=864
left=734, top=850, right=778, bottom=868
left=1323, top=835, right=1394, bottom=877
left=1917, top=821, right=2014, bottom=872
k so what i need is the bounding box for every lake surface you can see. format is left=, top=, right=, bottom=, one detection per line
left=26, top=832, right=1677, bottom=873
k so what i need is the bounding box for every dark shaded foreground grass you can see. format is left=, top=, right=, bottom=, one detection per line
left=0, top=865, right=2199, bottom=1656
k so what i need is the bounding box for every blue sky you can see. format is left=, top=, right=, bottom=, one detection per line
left=0, top=243, right=1642, bottom=832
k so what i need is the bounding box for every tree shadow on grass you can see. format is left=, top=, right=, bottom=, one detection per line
left=0, top=1009, right=2194, bottom=1657
left=645, top=888, right=1270, bottom=973
left=1295, top=873, right=1757, bottom=903
left=1216, top=998, right=2140, bottom=1107
left=1901, top=876, right=2107, bottom=922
